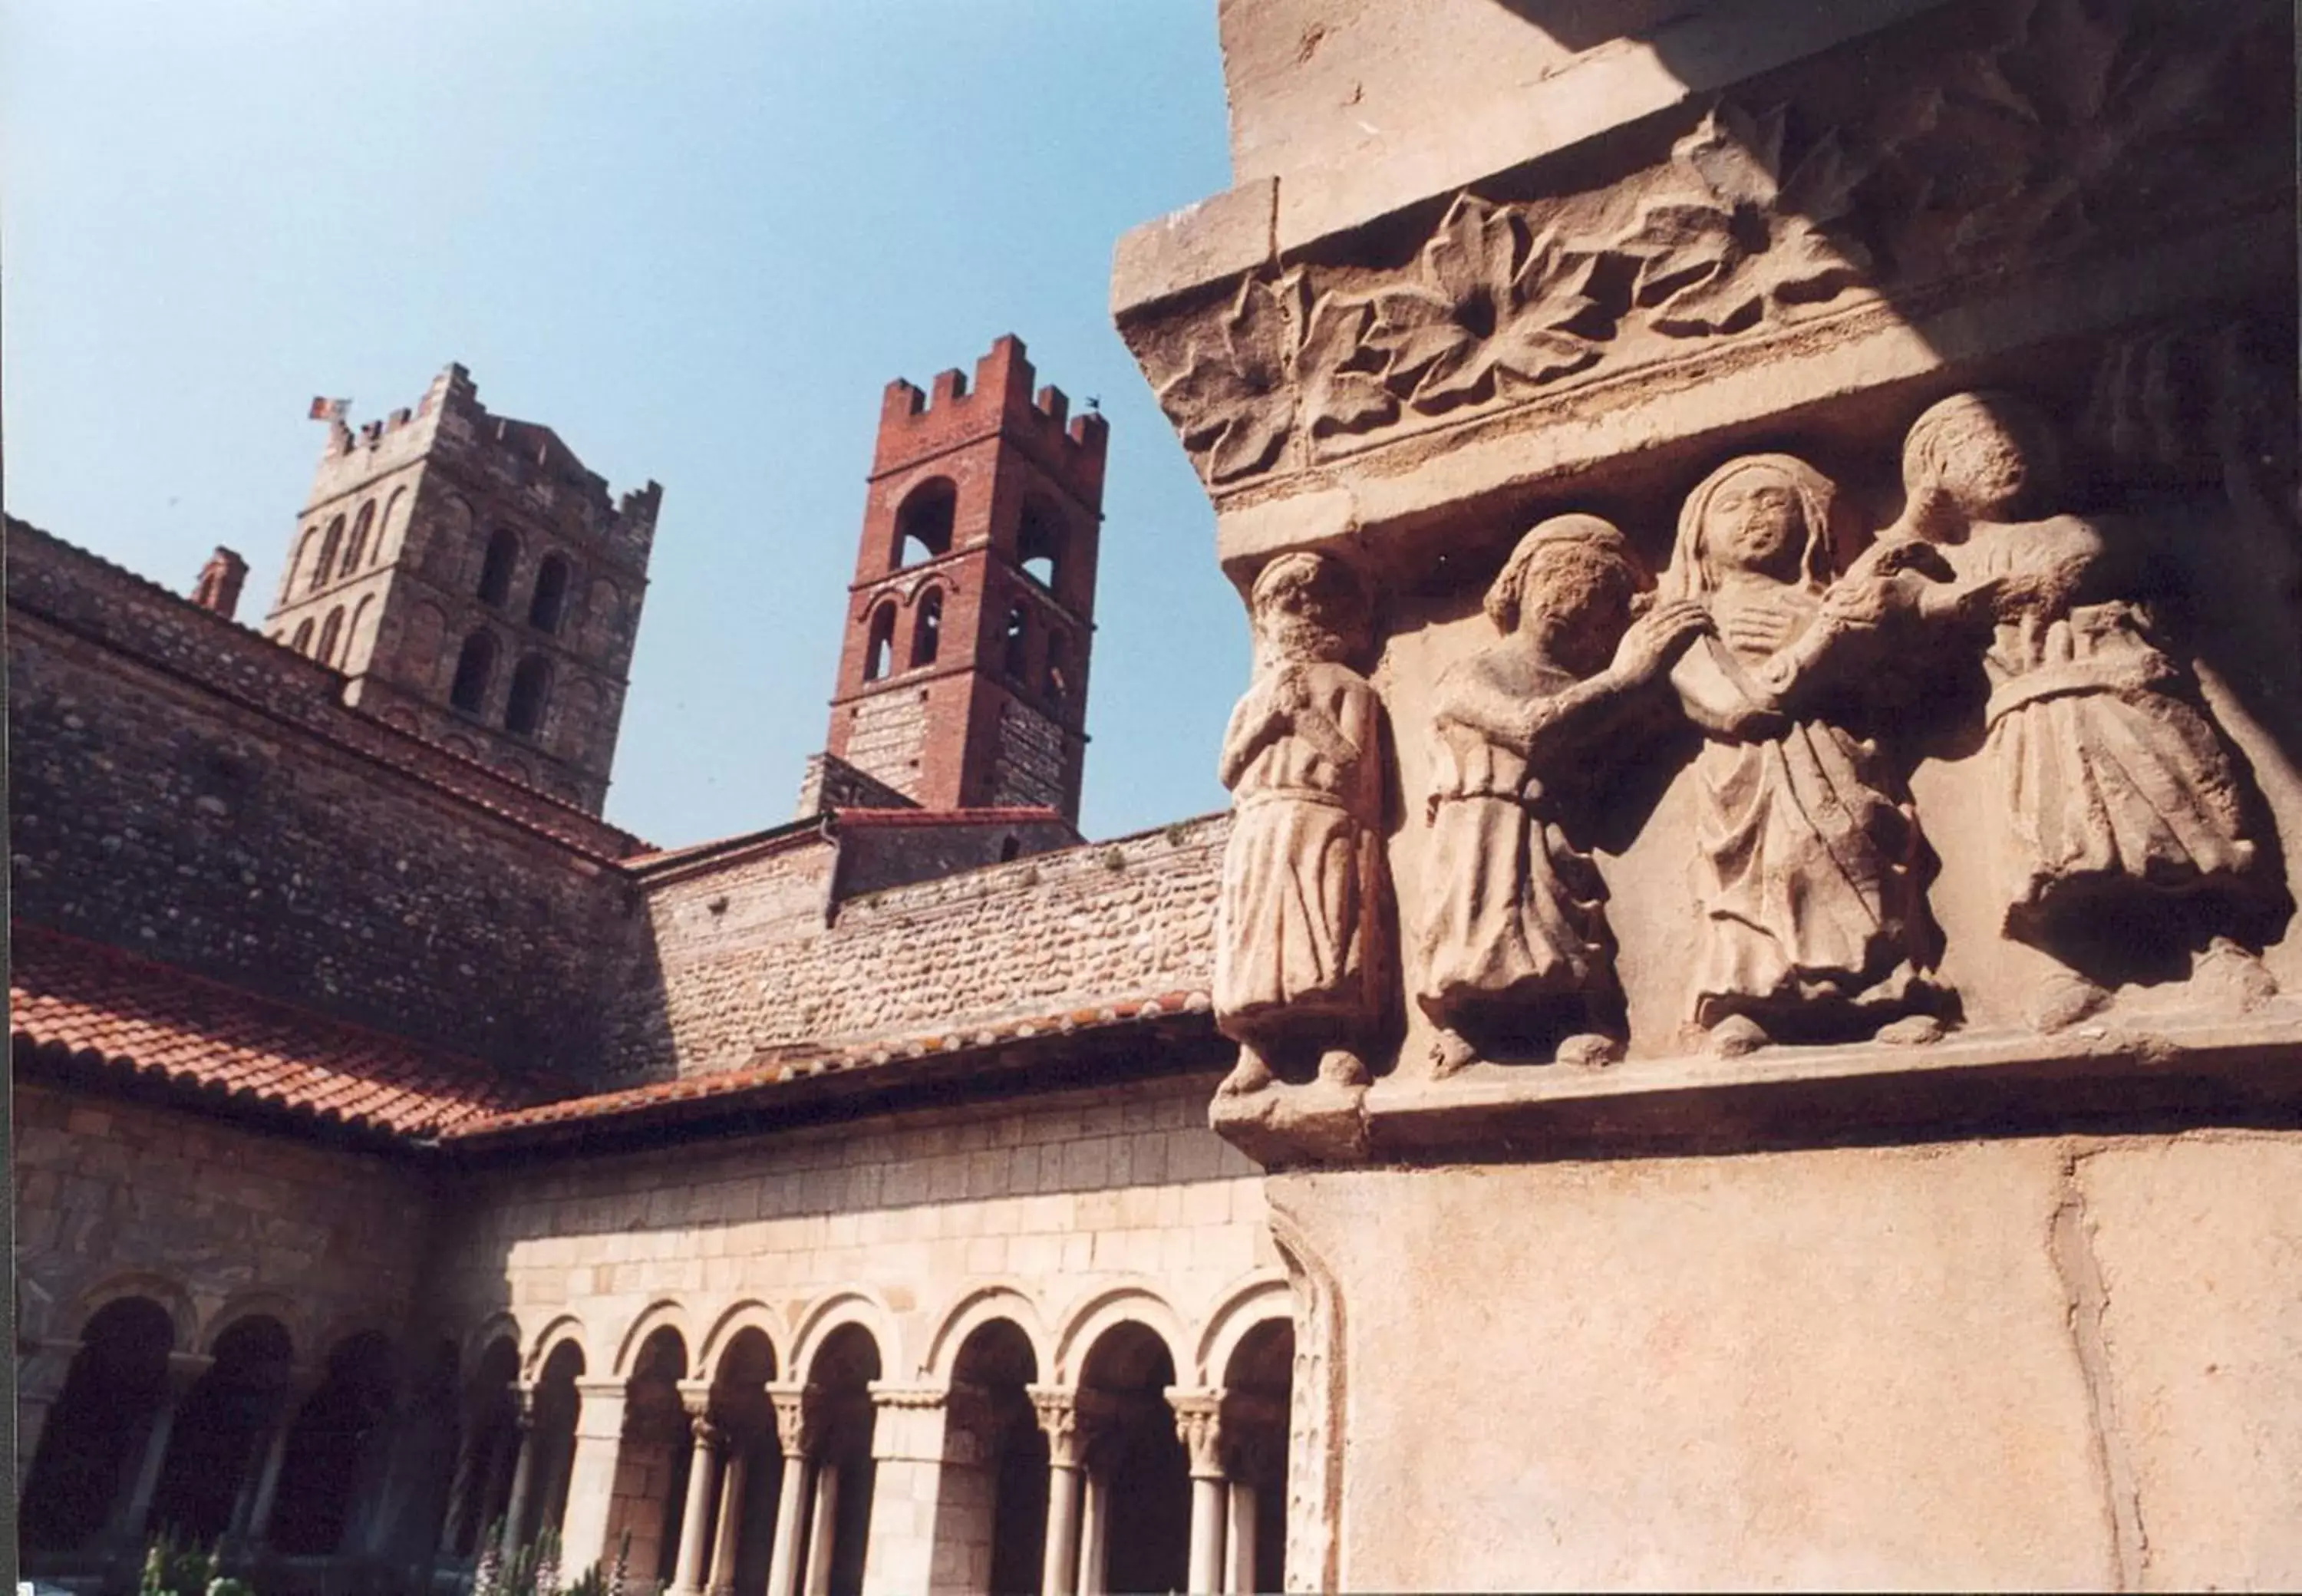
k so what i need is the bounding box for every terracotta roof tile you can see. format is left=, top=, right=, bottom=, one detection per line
left=10, top=924, right=533, bottom=1136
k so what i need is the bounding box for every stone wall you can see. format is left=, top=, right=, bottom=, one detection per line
left=608, top=816, right=1228, bottom=1078
left=424, top=1070, right=1273, bottom=1387
left=1271, top=1127, right=2302, bottom=1591
left=10, top=525, right=641, bottom=1080
left=13, top=1080, right=436, bottom=1360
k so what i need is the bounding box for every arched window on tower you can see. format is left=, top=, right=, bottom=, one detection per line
left=528, top=555, right=572, bottom=634
left=1018, top=503, right=1064, bottom=590
left=315, top=605, right=345, bottom=667
left=291, top=528, right=321, bottom=597
left=309, top=516, right=345, bottom=594
left=291, top=618, right=315, bottom=655
left=1046, top=628, right=1072, bottom=704
left=450, top=631, right=498, bottom=714
left=506, top=655, right=552, bottom=737
left=341, top=500, right=377, bottom=577
left=863, top=602, right=897, bottom=681
left=893, top=480, right=956, bottom=567
left=477, top=529, right=520, bottom=608
left=1003, top=603, right=1029, bottom=679
left=910, top=588, right=943, bottom=668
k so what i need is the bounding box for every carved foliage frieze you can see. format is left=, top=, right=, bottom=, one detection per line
left=1136, top=0, right=2286, bottom=490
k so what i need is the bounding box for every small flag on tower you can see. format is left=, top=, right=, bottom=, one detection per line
left=308, top=396, right=350, bottom=422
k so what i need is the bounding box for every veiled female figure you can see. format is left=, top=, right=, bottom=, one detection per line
left=1415, top=515, right=1709, bottom=1072
left=1213, top=552, right=1390, bottom=1096
left=1662, top=454, right=1943, bottom=1054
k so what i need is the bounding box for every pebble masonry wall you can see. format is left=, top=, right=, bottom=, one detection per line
left=10, top=525, right=641, bottom=1081
left=425, top=1071, right=1273, bottom=1385
left=14, top=1081, right=436, bottom=1359
left=606, top=815, right=1229, bottom=1077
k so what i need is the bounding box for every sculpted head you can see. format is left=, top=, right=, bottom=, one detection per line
left=1901, top=391, right=2057, bottom=527
left=1487, top=513, right=1645, bottom=678
left=1250, top=551, right=1369, bottom=668
left=1665, top=453, right=1842, bottom=599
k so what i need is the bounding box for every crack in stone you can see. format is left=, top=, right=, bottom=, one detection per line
left=2050, top=1150, right=2151, bottom=1591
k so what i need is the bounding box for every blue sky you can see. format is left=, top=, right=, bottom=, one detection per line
left=2, top=2, right=1245, bottom=846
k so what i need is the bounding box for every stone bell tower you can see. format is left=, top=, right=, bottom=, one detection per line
left=260, top=363, right=661, bottom=815
left=818, top=335, right=1109, bottom=822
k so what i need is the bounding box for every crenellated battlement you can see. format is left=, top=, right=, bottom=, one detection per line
left=872, top=335, right=1108, bottom=503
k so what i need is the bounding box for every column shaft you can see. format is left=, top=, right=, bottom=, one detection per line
left=705, top=1451, right=748, bottom=1596
left=1223, top=1482, right=1258, bottom=1594
left=802, top=1462, right=842, bottom=1596
left=497, top=1420, right=538, bottom=1558
left=668, top=1422, right=721, bottom=1596
left=1041, top=1459, right=1082, bottom=1596
left=1077, top=1473, right=1109, bottom=1596
left=1188, top=1474, right=1227, bottom=1595
left=765, top=1453, right=811, bottom=1596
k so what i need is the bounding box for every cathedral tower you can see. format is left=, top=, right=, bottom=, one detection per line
left=820, top=335, right=1108, bottom=822
left=262, top=364, right=660, bottom=815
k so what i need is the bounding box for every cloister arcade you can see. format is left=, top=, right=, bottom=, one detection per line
left=18, top=1272, right=1298, bottom=1596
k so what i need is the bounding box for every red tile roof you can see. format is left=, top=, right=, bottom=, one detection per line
left=442, top=988, right=1215, bottom=1145
left=9, top=925, right=533, bottom=1136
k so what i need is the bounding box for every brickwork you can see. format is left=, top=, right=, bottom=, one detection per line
left=794, top=752, right=920, bottom=818
left=823, top=337, right=1106, bottom=824
left=12, top=1080, right=434, bottom=1360
left=11, top=526, right=641, bottom=1080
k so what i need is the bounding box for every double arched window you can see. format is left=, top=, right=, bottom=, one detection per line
left=529, top=555, right=572, bottom=634
left=450, top=631, right=498, bottom=713
left=477, top=529, right=520, bottom=609
left=863, top=603, right=898, bottom=681
left=506, top=655, right=552, bottom=737
left=308, top=516, right=345, bottom=595
left=911, top=588, right=943, bottom=668
left=341, top=500, right=376, bottom=578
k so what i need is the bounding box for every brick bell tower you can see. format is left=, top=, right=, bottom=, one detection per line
left=820, top=335, right=1108, bottom=823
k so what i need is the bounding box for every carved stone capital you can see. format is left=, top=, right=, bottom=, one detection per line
left=1165, top=1386, right=1228, bottom=1479
left=1026, top=1383, right=1085, bottom=1469
left=767, top=1382, right=816, bottom=1459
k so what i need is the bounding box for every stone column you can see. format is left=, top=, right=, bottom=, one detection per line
left=233, top=1365, right=324, bottom=1550
left=108, top=1350, right=213, bottom=1545
left=1223, top=1482, right=1258, bottom=1596
left=1168, top=1388, right=1228, bottom=1596
left=15, top=1337, right=81, bottom=1505
left=861, top=1383, right=950, bottom=1596
left=764, top=1384, right=816, bottom=1596
left=435, top=1401, right=489, bottom=1561
left=668, top=1387, right=723, bottom=1596
left=1077, top=1472, right=1110, bottom=1596
left=1027, top=1385, right=1084, bottom=1596
left=704, top=1438, right=750, bottom=1596
left=496, top=1384, right=543, bottom=1560
left=555, top=1378, right=630, bottom=1575
left=802, top=1457, right=842, bottom=1596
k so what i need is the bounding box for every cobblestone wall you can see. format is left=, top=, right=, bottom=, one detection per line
left=608, top=815, right=1229, bottom=1078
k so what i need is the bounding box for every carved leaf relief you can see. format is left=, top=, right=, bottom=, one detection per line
left=1155, top=274, right=1299, bottom=484
left=1363, top=195, right=1604, bottom=412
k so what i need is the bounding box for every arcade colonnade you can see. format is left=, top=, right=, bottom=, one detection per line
left=20, top=1271, right=1297, bottom=1596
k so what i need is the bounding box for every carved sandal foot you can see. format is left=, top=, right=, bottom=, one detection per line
left=2192, top=936, right=2280, bottom=1014
left=1555, top=1032, right=1623, bottom=1068
left=1428, top=1030, right=1479, bottom=1080
left=1317, top=1047, right=1370, bottom=1089
left=1217, top=1047, right=1276, bottom=1099
left=1704, top=1014, right=1770, bottom=1058
left=2028, top=971, right=2112, bottom=1034
left=1874, top=1013, right=1946, bottom=1047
